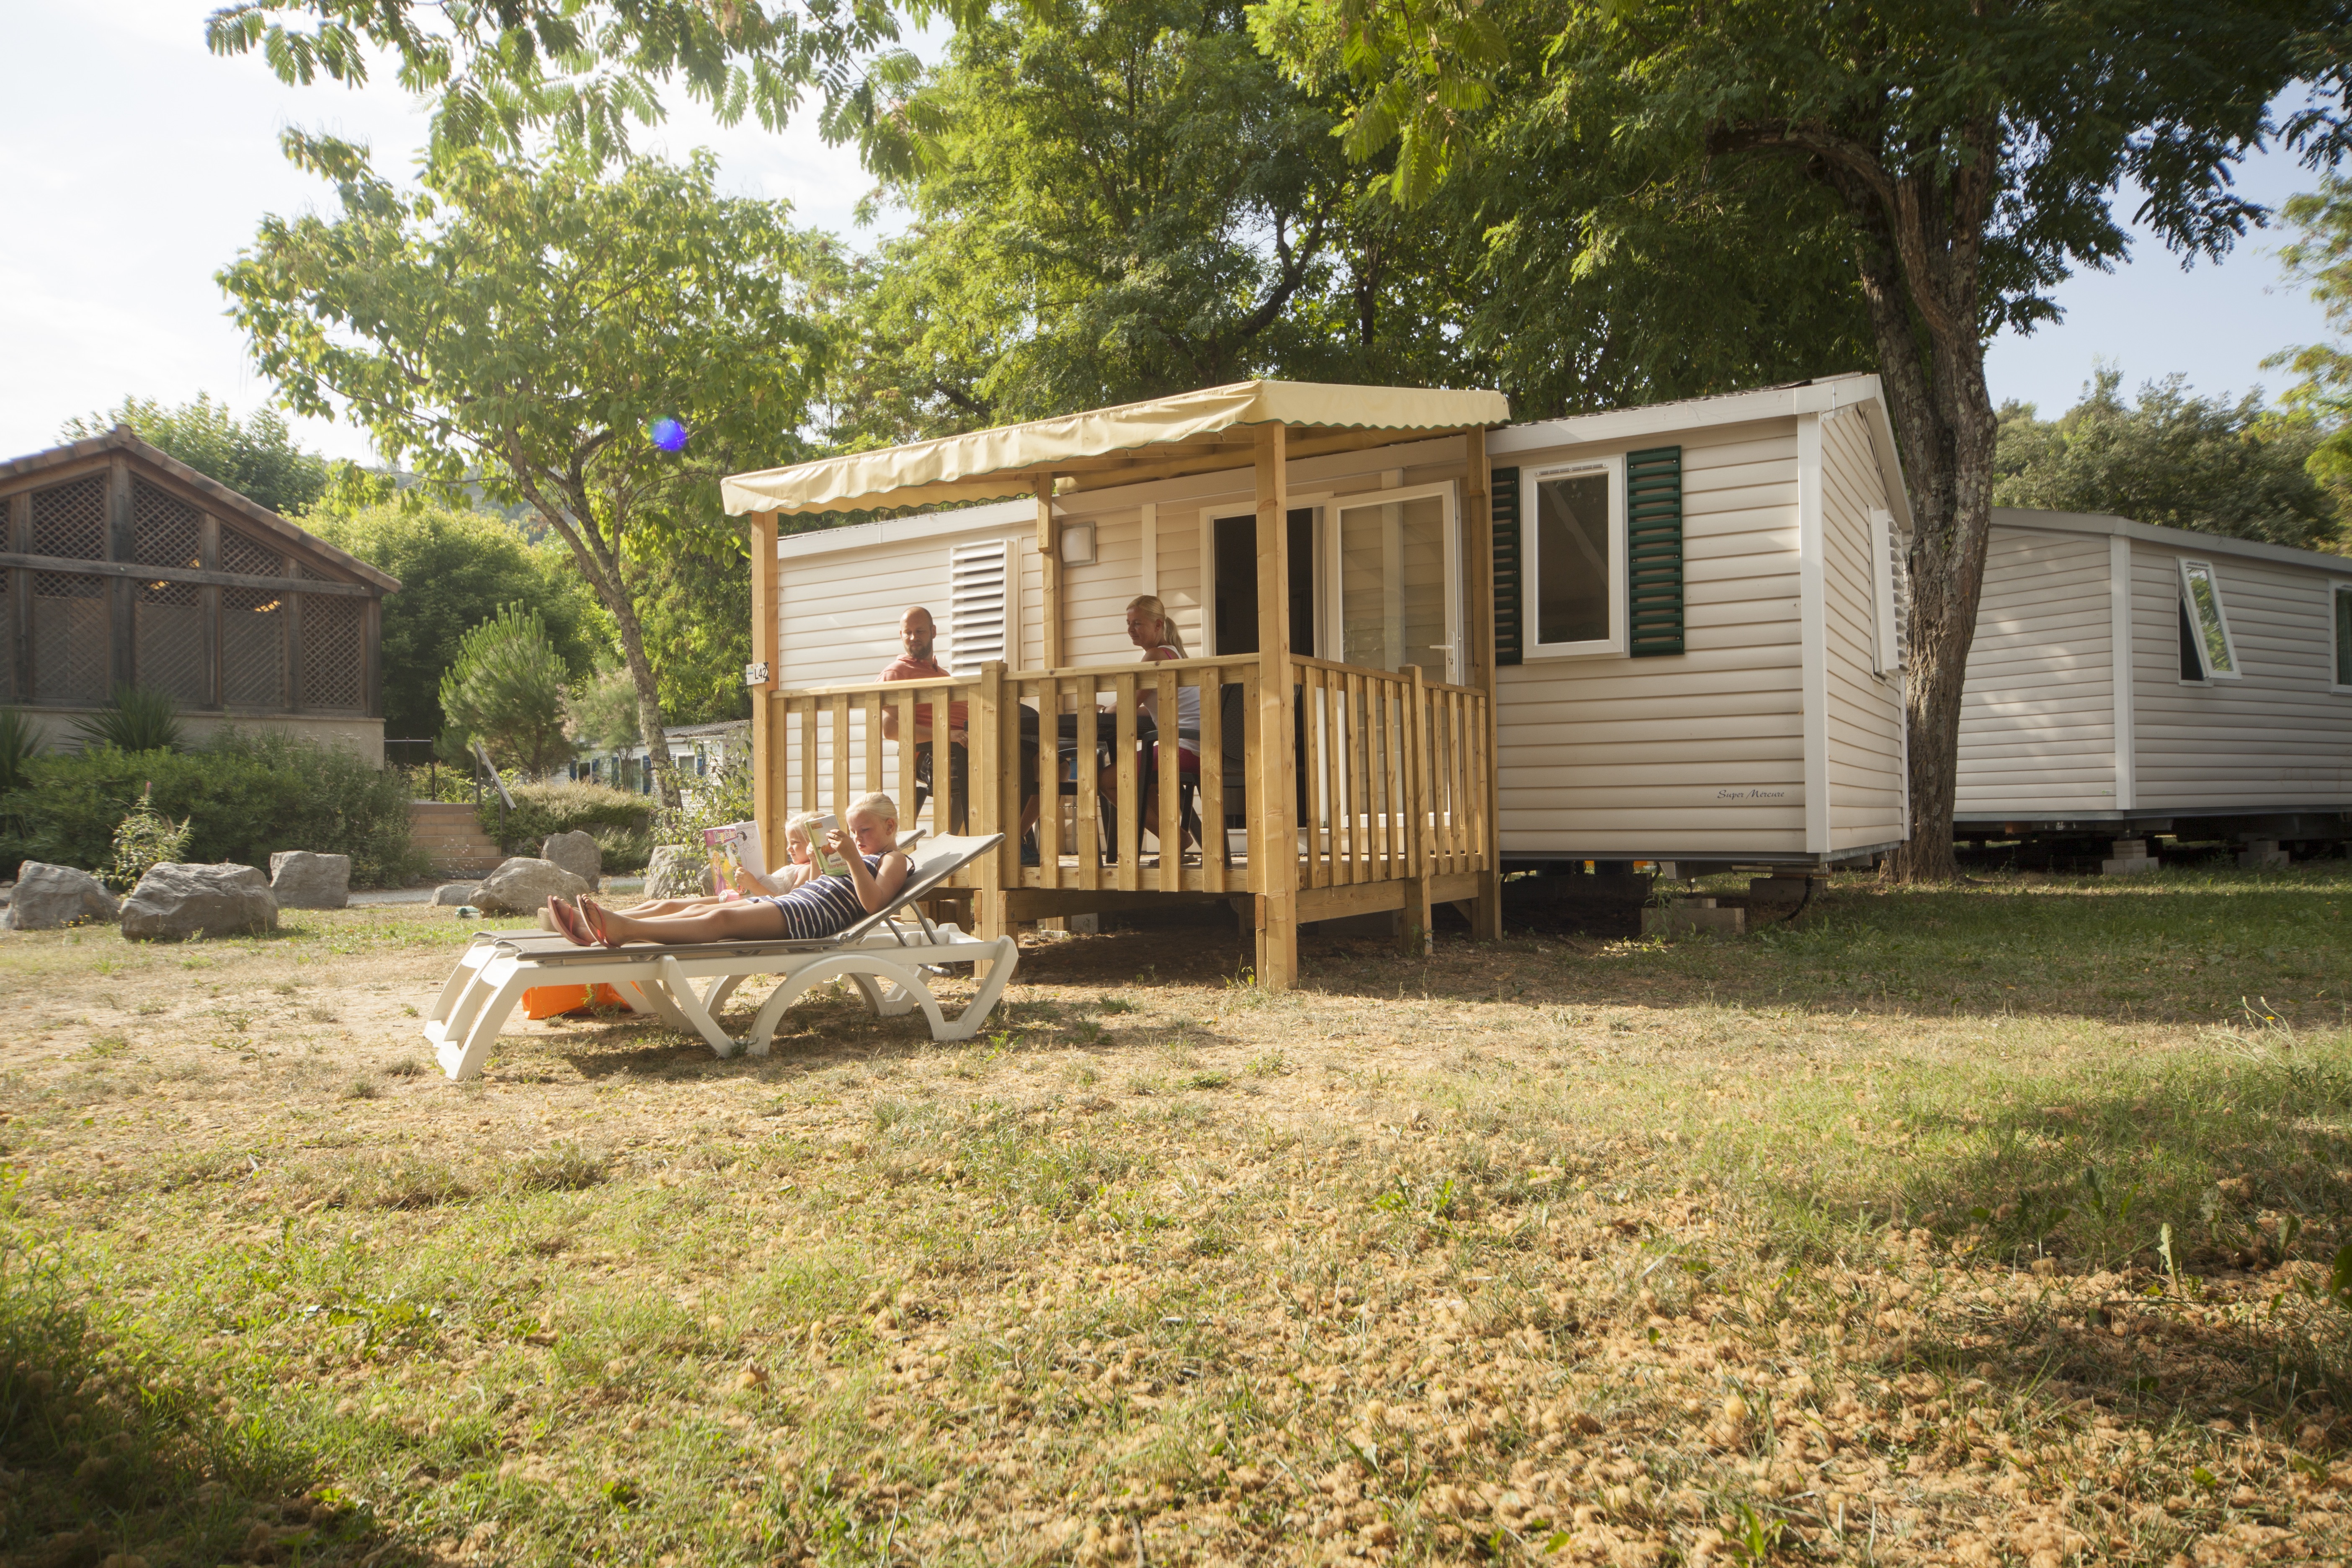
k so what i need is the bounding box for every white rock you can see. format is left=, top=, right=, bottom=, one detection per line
left=268, top=851, right=352, bottom=910
left=121, top=863, right=278, bottom=941
left=540, top=830, right=603, bottom=890
left=431, top=882, right=480, bottom=907
left=4, top=862, right=120, bottom=931
left=474, top=857, right=591, bottom=916
left=642, top=844, right=711, bottom=900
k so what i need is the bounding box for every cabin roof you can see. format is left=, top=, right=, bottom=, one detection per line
left=0, top=425, right=400, bottom=592
left=722, top=380, right=1509, bottom=518
left=1994, top=506, right=2352, bottom=575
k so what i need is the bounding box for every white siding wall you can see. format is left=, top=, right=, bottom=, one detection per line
left=1955, top=528, right=2118, bottom=815
left=1817, top=406, right=1908, bottom=849
left=1154, top=507, right=1206, bottom=656
left=2130, top=541, right=2352, bottom=811
left=1495, top=417, right=1806, bottom=857
left=1062, top=511, right=1143, bottom=665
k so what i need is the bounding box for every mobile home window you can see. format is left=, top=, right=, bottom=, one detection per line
left=1331, top=483, right=1459, bottom=683
left=2334, top=583, right=2352, bottom=689
left=1526, top=458, right=1625, bottom=657
left=2177, top=558, right=2240, bottom=681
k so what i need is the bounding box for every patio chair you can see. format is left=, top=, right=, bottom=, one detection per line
left=422, top=833, right=1016, bottom=1081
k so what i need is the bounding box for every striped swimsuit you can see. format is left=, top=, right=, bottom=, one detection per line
left=766, top=854, right=885, bottom=940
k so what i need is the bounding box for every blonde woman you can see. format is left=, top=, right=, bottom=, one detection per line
left=1095, top=595, right=1199, bottom=858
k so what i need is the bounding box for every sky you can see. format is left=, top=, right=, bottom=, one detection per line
left=0, top=2, right=2342, bottom=466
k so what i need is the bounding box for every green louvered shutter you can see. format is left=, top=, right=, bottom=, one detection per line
left=1626, top=446, right=1684, bottom=657
left=1491, top=467, right=1522, bottom=666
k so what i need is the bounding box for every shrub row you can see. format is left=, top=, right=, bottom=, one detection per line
left=0, top=731, right=426, bottom=888
left=485, top=781, right=656, bottom=872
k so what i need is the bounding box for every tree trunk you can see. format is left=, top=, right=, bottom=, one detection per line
left=1830, top=172, right=1998, bottom=884
left=517, top=475, right=685, bottom=812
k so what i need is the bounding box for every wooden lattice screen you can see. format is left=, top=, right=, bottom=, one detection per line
left=301, top=594, right=362, bottom=709
left=31, top=476, right=106, bottom=561
left=132, top=480, right=201, bottom=568
left=221, top=529, right=284, bottom=578
left=32, top=570, right=109, bottom=704
left=136, top=579, right=208, bottom=706
left=223, top=587, right=286, bottom=709
left=0, top=570, right=13, bottom=703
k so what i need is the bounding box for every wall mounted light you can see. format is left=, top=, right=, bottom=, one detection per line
left=1058, top=521, right=1096, bottom=566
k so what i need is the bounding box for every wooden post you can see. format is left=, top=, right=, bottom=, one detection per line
left=1401, top=665, right=1433, bottom=955
left=1462, top=427, right=1503, bottom=941
left=972, top=659, right=1009, bottom=972
left=1253, top=424, right=1298, bottom=989
left=1036, top=477, right=1063, bottom=673
left=749, top=511, right=781, bottom=866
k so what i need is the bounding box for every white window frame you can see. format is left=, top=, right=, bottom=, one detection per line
left=1522, top=454, right=1627, bottom=660
left=2331, top=580, right=2352, bottom=694
left=1320, top=480, right=1462, bottom=683
left=2177, top=557, right=2242, bottom=683
left=1868, top=506, right=1906, bottom=675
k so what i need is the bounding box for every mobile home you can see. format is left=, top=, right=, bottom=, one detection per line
left=1957, top=507, right=2352, bottom=864
left=723, top=375, right=1913, bottom=985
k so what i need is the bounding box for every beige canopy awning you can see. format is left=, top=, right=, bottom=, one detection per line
left=721, top=379, right=1510, bottom=517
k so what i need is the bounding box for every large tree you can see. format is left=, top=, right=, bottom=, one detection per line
left=829, top=0, right=1380, bottom=446
left=1310, top=0, right=2349, bottom=878
left=222, top=141, right=828, bottom=805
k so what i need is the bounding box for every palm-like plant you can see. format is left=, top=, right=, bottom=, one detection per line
left=70, top=686, right=186, bottom=754
left=0, top=707, right=41, bottom=792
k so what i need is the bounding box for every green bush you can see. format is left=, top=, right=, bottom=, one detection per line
left=489, top=781, right=653, bottom=854
left=0, top=731, right=427, bottom=888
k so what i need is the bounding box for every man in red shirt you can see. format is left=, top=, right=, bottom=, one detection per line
left=879, top=606, right=1037, bottom=843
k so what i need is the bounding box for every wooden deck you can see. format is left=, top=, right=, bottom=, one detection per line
left=755, top=651, right=1493, bottom=957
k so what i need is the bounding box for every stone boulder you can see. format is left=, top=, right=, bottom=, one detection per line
left=5, top=862, right=120, bottom=931
left=431, top=882, right=480, bottom=907
left=540, top=830, right=603, bottom=890
left=643, top=844, right=712, bottom=900
left=121, top=863, right=278, bottom=942
left=474, top=857, right=590, bottom=916
left=268, top=851, right=351, bottom=910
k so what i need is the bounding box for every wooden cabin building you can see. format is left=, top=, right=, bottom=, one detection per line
left=0, top=426, right=397, bottom=761
left=725, top=377, right=1916, bottom=988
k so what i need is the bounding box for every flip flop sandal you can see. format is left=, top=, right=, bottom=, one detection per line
left=578, top=899, right=622, bottom=948
left=546, top=897, right=593, bottom=946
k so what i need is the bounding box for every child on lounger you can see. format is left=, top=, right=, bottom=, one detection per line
left=598, top=812, right=822, bottom=921
left=554, top=795, right=911, bottom=947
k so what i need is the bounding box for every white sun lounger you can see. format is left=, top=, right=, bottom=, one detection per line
left=422, top=833, right=1016, bottom=1081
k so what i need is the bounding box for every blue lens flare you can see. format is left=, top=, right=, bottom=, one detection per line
left=647, top=418, right=689, bottom=453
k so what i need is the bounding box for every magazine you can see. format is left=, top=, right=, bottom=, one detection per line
left=700, top=820, right=790, bottom=894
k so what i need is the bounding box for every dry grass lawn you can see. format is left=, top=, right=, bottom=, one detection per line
left=5, top=864, right=2352, bottom=1568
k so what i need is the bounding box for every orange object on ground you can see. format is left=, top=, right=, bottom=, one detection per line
left=521, top=983, right=628, bottom=1020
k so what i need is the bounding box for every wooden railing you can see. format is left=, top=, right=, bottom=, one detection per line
left=1294, top=656, right=1489, bottom=891
left=763, top=653, right=1488, bottom=900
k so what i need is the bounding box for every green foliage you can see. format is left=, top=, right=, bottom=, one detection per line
left=0, top=707, right=42, bottom=795
left=60, top=392, right=332, bottom=517
left=629, top=533, right=751, bottom=726
left=204, top=0, right=921, bottom=165
left=1, top=731, right=424, bottom=889
left=2272, top=173, right=2352, bottom=504
left=224, top=140, right=831, bottom=806
left=1996, top=370, right=2342, bottom=551
left=836, top=0, right=1418, bottom=444
left=309, top=502, right=607, bottom=744
left=438, top=606, right=576, bottom=779
left=68, top=685, right=187, bottom=756
left=490, top=781, right=653, bottom=852
left=106, top=784, right=194, bottom=893
left=564, top=665, right=642, bottom=753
